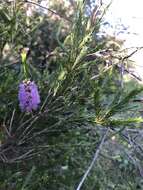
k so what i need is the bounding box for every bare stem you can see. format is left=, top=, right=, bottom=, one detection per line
left=9, top=108, right=16, bottom=134
left=76, top=127, right=109, bottom=190
left=24, top=0, right=72, bottom=23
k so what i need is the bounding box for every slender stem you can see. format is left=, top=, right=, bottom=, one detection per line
left=76, top=127, right=109, bottom=190
left=21, top=48, right=29, bottom=79
left=9, top=109, right=16, bottom=134
left=24, top=0, right=72, bottom=23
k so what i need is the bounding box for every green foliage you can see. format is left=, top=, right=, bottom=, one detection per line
left=0, top=1, right=143, bottom=190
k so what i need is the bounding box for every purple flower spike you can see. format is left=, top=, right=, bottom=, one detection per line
left=18, top=80, right=40, bottom=112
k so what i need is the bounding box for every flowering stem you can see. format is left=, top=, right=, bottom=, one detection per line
left=21, top=48, right=29, bottom=79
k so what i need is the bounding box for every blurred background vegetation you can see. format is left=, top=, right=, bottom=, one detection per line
left=0, top=0, right=143, bottom=189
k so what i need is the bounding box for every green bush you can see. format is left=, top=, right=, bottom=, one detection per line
left=0, top=1, right=143, bottom=189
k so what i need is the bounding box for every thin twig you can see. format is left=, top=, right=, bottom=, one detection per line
left=116, top=64, right=142, bottom=82
left=2, top=123, right=11, bottom=137
left=85, top=47, right=143, bottom=82
left=24, top=0, right=72, bottom=23
left=122, top=47, right=143, bottom=61
left=76, top=127, right=109, bottom=190
left=18, top=116, right=39, bottom=145
left=9, top=108, right=15, bottom=134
